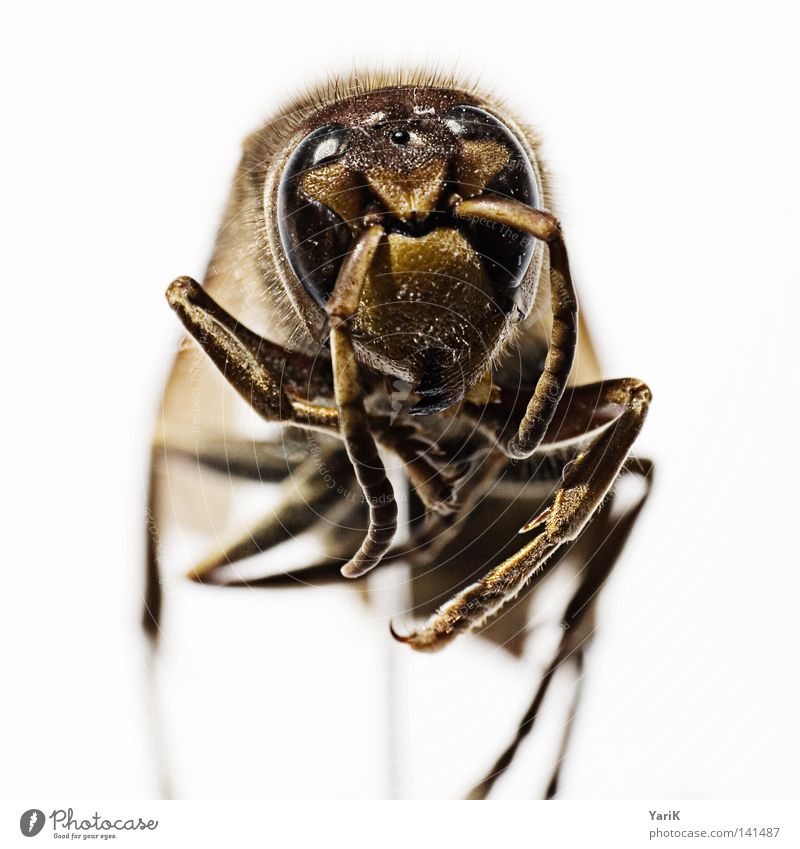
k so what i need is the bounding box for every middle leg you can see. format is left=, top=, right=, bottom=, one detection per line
left=392, top=378, right=652, bottom=651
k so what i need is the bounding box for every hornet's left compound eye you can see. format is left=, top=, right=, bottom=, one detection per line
left=445, top=105, right=539, bottom=291
left=277, top=124, right=355, bottom=307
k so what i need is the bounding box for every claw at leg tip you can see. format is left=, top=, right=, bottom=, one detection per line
left=389, top=621, right=453, bottom=652
left=389, top=620, right=414, bottom=645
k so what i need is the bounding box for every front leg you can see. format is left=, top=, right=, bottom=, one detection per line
left=164, top=277, right=469, bottom=550
left=169, top=228, right=399, bottom=580
left=392, top=378, right=652, bottom=651
left=325, top=226, right=398, bottom=577
left=454, top=197, right=578, bottom=459
left=166, top=277, right=339, bottom=432
left=145, top=279, right=336, bottom=641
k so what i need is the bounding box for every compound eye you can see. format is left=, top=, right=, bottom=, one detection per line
left=444, top=105, right=539, bottom=290
left=292, top=122, right=351, bottom=169
left=277, top=124, right=353, bottom=307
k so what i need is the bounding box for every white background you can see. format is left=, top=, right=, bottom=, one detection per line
left=2, top=0, right=799, bottom=803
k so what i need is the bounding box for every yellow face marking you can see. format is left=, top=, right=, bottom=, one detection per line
left=299, top=139, right=509, bottom=227
left=364, top=159, right=447, bottom=220
left=300, top=161, right=365, bottom=229
left=456, top=139, right=509, bottom=198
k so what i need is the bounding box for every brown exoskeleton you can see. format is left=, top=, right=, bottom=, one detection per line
left=146, top=72, right=652, bottom=799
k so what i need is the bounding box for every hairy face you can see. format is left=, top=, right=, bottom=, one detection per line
left=271, top=86, right=543, bottom=414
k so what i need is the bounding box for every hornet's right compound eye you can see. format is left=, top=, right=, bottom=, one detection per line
left=277, top=124, right=355, bottom=307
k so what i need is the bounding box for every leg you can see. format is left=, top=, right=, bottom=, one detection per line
left=468, top=639, right=575, bottom=800
left=161, top=420, right=465, bottom=579
left=143, top=279, right=341, bottom=643
left=160, top=415, right=461, bottom=515
left=142, top=280, right=338, bottom=640
left=392, top=378, right=652, bottom=651
left=143, top=445, right=164, bottom=641
left=378, top=424, right=473, bottom=518
left=166, top=277, right=339, bottom=433
left=454, top=197, right=578, bottom=459
left=326, top=226, right=398, bottom=578
left=157, top=434, right=308, bottom=482
left=166, top=265, right=453, bottom=573
left=213, top=557, right=353, bottom=589
left=543, top=651, right=584, bottom=800
left=185, top=446, right=354, bottom=583
left=468, top=458, right=654, bottom=798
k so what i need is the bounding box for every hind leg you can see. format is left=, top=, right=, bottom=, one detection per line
left=469, top=458, right=653, bottom=799
left=143, top=447, right=165, bottom=641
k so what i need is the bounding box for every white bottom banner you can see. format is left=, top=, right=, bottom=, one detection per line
left=2, top=800, right=796, bottom=848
